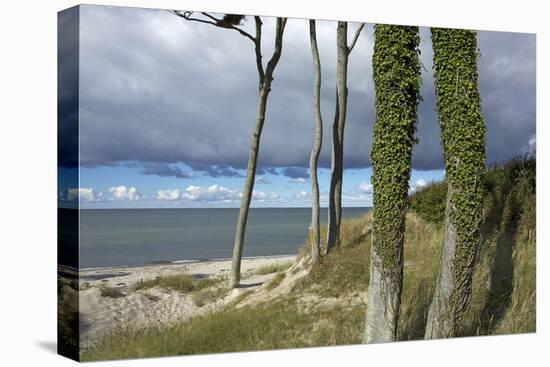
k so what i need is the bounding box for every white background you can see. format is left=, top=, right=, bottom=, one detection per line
left=0, top=0, right=548, bottom=365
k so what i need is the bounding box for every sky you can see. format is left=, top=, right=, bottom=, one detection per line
left=58, top=5, right=536, bottom=209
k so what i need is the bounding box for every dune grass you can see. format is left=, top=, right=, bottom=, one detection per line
left=133, top=273, right=224, bottom=294
left=99, top=286, right=125, bottom=299
left=252, top=261, right=294, bottom=275
left=82, top=157, right=535, bottom=361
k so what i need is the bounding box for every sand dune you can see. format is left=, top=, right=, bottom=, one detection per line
left=76, top=256, right=297, bottom=346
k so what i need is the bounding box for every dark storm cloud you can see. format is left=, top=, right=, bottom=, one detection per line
left=282, top=166, right=309, bottom=179
left=58, top=6, right=80, bottom=168
left=76, top=5, right=536, bottom=175
left=185, top=161, right=243, bottom=177
left=141, top=163, right=193, bottom=179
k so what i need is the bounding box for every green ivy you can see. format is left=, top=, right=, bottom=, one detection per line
left=431, top=28, right=486, bottom=322
left=371, top=25, right=421, bottom=282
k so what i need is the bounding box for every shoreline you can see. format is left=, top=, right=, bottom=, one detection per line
left=76, top=253, right=298, bottom=273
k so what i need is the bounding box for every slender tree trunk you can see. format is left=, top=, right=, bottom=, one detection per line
left=326, top=21, right=348, bottom=253
left=231, top=18, right=287, bottom=288
left=364, top=25, right=421, bottom=343
left=425, top=28, right=485, bottom=338
left=308, top=20, right=323, bottom=264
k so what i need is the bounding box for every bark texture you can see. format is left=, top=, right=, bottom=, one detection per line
left=425, top=28, right=486, bottom=338
left=308, top=20, right=323, bottom=264
left=425, top=183, right=458, bottom=337
left=364, top=25, right=421, bottom=343
left=326, top=22, right=348, bottom=253
left=230, top=17, right=287, bottom=288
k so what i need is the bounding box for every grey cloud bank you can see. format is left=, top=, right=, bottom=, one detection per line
left=73, top=5, right=535, bottom=177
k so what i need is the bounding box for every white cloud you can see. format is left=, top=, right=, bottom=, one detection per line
left=295, top=190, right=308, bottom=200
left=252, top=191, right=267, bottom=202
left=358, top=182, right=373, bottom=193
left=180, top=184, right=239, bottom=202
left=157, top=189, right=181, bottom=201
left=289, top=177, right=308, bottom=184
left=64, top=187, right=102, bottom=202
left=342, top=193, right=372, bottom=202
left=269, top=192, right=281, bottom=200
left=522, top=134, right=536, bottom=154
left=108, top=185, right=142, bottom=200
left=409, top=179, right=428, bottom=194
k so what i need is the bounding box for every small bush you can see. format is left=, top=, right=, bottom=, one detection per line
left=99, top=286, right=125, bottom=299
left=409, top=180, right=447, bottom=224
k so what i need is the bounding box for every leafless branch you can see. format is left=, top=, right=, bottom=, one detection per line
left=348, top=23, right=366, bottom=54
left=172, top=10, right=256, bottom=43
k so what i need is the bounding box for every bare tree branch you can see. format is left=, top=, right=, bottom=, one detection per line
left=348, top=23, right=366, bottom=54
left=254, top=16, right=265, bottom=87
left=172, top=10, right=256, bottom=43
left=264, top=18, right=288, bottom=82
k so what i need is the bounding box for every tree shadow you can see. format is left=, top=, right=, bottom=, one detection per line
left=238, top=282, right=264, bottom=288
left=478, top=192, right=518, bottom=334
left=398, top=280, right=433, bottom=340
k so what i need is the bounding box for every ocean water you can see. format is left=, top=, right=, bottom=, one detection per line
left=79, top=207, right=370, bottom=269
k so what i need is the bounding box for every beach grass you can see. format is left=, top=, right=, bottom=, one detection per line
left=252, top=261, right=294, bottom=275
left=99, top=286, right=125, bottom=299
left=132, top=274, right=224, bottom=294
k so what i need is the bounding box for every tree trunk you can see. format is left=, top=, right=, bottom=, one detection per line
left=364, top=25, right=421, bottom=343
left=363, top=242, right=402, bottom=343
left=231, top=18, right=287, bottom=288
left=326, top=21, right=348, bottom=253
left=425, top=28, right=485, bottom=337
left=425, top=182, right=458, bottom=338
left=308, top=20, right=323, bottom=264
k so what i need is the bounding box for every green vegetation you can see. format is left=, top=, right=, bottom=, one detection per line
left=370, top=24, right=421, bottom=277
left=430, top=28, right=486, bottom=334
left=252, top=261, right=293, bottom=275
left=409, top=180, right=447, bottom=224
left=133, top=273, right=224, bottom=294
left=99, top=286, right=125, bottom=299
left=82, top=158, right=535, bottom=361
left=459, top=156, right=536, bottom=335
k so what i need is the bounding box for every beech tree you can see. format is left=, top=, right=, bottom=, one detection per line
left=425, top=28, right=486, bottom=338
left=364, top=24, right=421, bottom=343
left=326, top=22, right=365, bottom=253
left=173, top=12, right=288, bottom=288
left=308, top=19, right=323, bottom=264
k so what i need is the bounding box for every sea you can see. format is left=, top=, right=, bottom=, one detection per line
left=78, top=207, right=370, bottom=269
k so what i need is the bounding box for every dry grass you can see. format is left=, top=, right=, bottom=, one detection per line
left=252, top=261, right=294, bottom=275
left=133, top=273, right=224, bottom=294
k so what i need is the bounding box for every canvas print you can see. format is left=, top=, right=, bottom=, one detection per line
left=57, top=4, right=536, bottom=362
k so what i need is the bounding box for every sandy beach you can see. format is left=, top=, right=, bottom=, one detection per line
left=73, top=255, right=299, bottom=346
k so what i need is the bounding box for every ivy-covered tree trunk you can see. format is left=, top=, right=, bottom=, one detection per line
left=326, top=21, right=348, bottom=253
left=425, top=28, right=486, bottom=338
left=308, top=20, right=323, bottom=264
left=364, top=25, right=421, bottom=343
